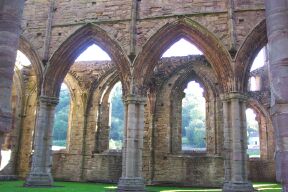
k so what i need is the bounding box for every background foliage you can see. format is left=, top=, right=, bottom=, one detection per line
left=109, top=82, right=124, bottom=150
left=181, top=81, right=206, bottom=150
left=53, top=84, right=70, bottom=147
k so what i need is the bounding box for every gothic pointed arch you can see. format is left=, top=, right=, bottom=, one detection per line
left=247, top=98, right=274, bottom=160
left=43, top=23, right=131, bottom=98
left=235, top=19, right=267, bottom=92
left=86, top=68, right=119, bottom=114
left=18, top=36, right=43, bottom=92
left=133, top=18, right=232, bottom=93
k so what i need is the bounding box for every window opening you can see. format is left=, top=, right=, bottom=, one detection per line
left=181, top=81, right=206, bottom=151
left=52, top=83, right=70, bottom=150
left=250, top=47, right=265, bottom=72
left=108, top=82, right=124, bottom=150
left=246, top=108, right=260, bottom=158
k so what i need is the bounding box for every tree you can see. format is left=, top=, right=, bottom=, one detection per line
left=53, top=84, right=70, bottom=147
left=109, top=82, right=124, bottom=149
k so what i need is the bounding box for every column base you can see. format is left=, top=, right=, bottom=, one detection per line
left=24, top=172, right=53, bottom=187
left=283, top=183, right=288, bottom=192
left=117, top=177, right=146, bottom=192
left=223, top=181, right=254, bottom=192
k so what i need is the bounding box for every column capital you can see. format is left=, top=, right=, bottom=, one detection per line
left=39, top=95, right=59, bottom=106
left=124, top=94, right=146, bottom=105
left=220, top=92, right=248, bottom=102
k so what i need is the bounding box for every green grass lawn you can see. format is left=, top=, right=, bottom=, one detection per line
left=0, top=181, right=282, bottom=192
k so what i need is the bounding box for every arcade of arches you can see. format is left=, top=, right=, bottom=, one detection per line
left=0, top=1, right=288, bottom=192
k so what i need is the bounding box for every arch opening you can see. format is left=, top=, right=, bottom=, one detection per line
left=181, top=81, right=206, bottom=151
left=246, top=108, right=260, bottom=158
left=248, top=47, right=266, bottom=92
left=162, top=38, right=203, bottom=58
left=15, top=50, right=32, bottom=70
left=52, top=83, right=70, bottom=150
left=108, top=82, right=124, bottom=150
left=75, top=44, right=111, bottom=62
left=250, top=47, right=266, bottom=72
left=0, top=143, right=12, bottom=171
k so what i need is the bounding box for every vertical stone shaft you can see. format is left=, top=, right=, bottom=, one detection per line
left=227, top=0, right=237, bottom=51
left=0, top=0, right=24, bottom=133
left=222, top=93, right=253, bottom=192
left=0, top=0, right=24, bottom=176
left=118, top=95, right=146, bottom=192
left=129, top=0, right=138, bottom=59
left=264, top=1, right=288, bottom=190
left=223, top=100, right=231, bottom=182
left=25, top=96, right=58, bottom=186
left=125, top=101, right=136, bottom=177
left=0, top=132, right=4, bottom=168
left=231, top=98, right=245, bottom=182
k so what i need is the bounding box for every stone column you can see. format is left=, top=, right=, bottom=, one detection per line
left=25, top=96, right=59, bottom=187
left=117, top=95, right=146, bottom=192
left=264, top=1, right=288, bottom=190
left=222, top=93, right=254, bottom=192
left=0, top=132, right=4, bottom=168
left=0, top=0, right=24, bottom=133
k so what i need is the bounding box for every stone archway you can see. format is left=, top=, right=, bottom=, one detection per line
left=235, top=19, right=267, bottom=92
left=133, top=18, right=233, bottom=94
left=43, top=23, right=131, bottom=98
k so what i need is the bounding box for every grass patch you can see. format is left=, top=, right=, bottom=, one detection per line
left=0, top=181, right=282, bottom=192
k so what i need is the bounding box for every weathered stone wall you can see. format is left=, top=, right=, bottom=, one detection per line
left=248, top=159, right=276, bottom=182
left=148, top=56, right=224, bottom=186
left=11, top=53, right=275, bottom=187
left=6, top=0, right=277, bottom=187
left=21, top=0, right=266, bottom=62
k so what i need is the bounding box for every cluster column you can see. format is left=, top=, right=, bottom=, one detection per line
left=222, top=93, right=254, bottom=192
left=117, top=95, right=146, bottom=192
left=0, top=0, right=25, bottom=164
left=264, top=1, right=288, bottom=190
left=25, top=96, right=58, bottom=187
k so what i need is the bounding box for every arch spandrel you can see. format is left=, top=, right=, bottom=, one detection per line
left=43, top=23, right=131, bottom=98
left=133, top=18, right=233, bottom=94
left=235, top=19, right=267, bottom=92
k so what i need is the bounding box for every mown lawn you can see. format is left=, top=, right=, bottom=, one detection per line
left=0, top=181, right=282, bottom=192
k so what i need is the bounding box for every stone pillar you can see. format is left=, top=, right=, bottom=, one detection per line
left=264, top=1, right=288, bottom=190
left=0, top=132, right=4, bottom=168
left=0, top=0, right=24, bottom=133
left=0, top=1, right=24, bottom=178
left=222, top=93, right=254, bottom=192
left=25, top=96, right=59, bottom=187
left=117, top=95, right=146, bottom=192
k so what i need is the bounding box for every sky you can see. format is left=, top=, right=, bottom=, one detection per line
left=251, top=47, right=265, bottom=71
left=15, top=50, right=31, bottom=69
left=162, top=38, right=203, bottom=57
left=76, top=44, right=111, bottom=61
